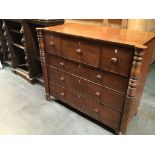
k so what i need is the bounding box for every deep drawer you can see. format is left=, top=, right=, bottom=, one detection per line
left=48, top=67, right=125, bottom=112
left=47, top=54, right=129, bottom=94
left=101, top=45, right=134, bottom=76
left=49, top=82, right=121, bottom=129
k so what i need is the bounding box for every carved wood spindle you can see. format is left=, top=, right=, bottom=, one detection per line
left=20, top=23, right=29, bottom=70
left=37, top=29, right=50, bottom=100
left=120, top=48, right=144, bottom=134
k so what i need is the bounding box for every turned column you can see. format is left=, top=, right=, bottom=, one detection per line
left=120, top=48, right=144, bottom=134
left=37, top=29, right=50, bottom=100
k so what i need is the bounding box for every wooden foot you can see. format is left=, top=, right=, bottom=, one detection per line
left=50, top=95, right=57, bottom=101
left=135, top=111, right=138, bottom=116
left=46, top=94, right=50, bottom=101
left=114, top=130, right=126, bottom=135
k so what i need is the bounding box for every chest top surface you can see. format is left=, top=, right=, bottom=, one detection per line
left=38, top=23, right=155, bottom=49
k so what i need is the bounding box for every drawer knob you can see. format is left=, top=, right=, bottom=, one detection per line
left=111, top=57, right=119, bottom=64
left=60, top=92, right=65, bottom=96
left=95, top=92, right=101, bottom=97
left=94, top=108, right=99, bottom=113
left=78, top=79, right=81, bottom=83
left=60, top=77, right=65, bottom=81
left=96, top=74, right=102, bottom=80
left=76, top=49, right=82, bottom=55
left=59, top=62, right=64, bottom=67
left=50, top=41, right=55, bottom=47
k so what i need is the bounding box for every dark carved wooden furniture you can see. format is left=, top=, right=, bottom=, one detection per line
left=2, top=19, right=64, bottom=84
left=37, top=23, right=155, bottom=134
left=0, top=20, right=11, bottom=66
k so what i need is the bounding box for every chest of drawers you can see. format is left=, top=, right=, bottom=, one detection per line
left=37, top=23, right=155, bottom=134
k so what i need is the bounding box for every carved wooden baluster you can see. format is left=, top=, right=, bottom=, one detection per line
left=37, top=29, right=50, bottom=100
left=2, top=21, right=10, bottom=61
left=20, top=23, right=29, bottom=69
left=120, top=48, right=144, bottom=134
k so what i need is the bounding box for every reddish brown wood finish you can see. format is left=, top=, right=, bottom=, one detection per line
left=48, top=66, right=124, bottom=112
left=62, top=36, right=101, bottom=67
left=37, top=23, right=155, bottom=134
left=47, top=54, right=129, bottom=93
left=44, top=32, right=62, bottom=56
left=49, top=82, right=121, bottom=129
left=40, top=23, right=155, bottom=49
left=101, top=45, right=134, bottom=76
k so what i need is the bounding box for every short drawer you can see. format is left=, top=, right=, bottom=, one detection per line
left=101, top=45, right=134, bottom=76
left=49, top=82, right=121, bottom=129
left=62, top=36, right=101, bottom=67
left=47, top=54, right=129, bottom=93
left=44, top=32, right=62, bottom=56
left=48, top=67, right=124, bottom=112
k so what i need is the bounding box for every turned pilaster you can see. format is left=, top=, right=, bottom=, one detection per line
left=120, top=48, right=144, bottom=134
left=37, top=29, right=50, bottom=100
left=127, top=50, right=144, bottom=97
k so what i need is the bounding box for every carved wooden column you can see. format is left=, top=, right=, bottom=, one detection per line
left=37, top=29, right=50, bottom=100
left=20, top=22, right=30, bottom=74
left=2, top=20, right=14, bottom=66
left=0, top=20, right=7, bottom=61
left=120, top=47, right=144, bottom=134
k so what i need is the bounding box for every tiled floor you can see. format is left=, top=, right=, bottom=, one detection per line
left=0, top=63, right=155, bottom=135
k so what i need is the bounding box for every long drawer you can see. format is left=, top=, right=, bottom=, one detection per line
left=49, top=82, right=121, bottom=129
left=47, top=54, right=129, bottom=94
left=48, top=66, right=125, bottom=112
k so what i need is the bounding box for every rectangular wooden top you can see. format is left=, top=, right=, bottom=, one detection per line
left=38, top=23, right=155, bottom=49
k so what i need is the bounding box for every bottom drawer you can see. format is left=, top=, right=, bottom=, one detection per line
left=49, top=82, right=121, bottom=129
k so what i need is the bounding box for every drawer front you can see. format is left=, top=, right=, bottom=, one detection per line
left=47, top=54, right=128, bottom=93
left=44, top=32, right=61, bottom=56
left=48, top=66, right=65, bottom=87
left=48, top=67, right=124, bottom=112
left=62, top=36, right=101, bottom=67
left=101, top=46, right=134, bottom=76
left=49, top=82, right=121, bottom=129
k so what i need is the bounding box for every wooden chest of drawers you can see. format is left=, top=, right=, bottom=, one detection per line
left=37, top=23, right=155, bottom=134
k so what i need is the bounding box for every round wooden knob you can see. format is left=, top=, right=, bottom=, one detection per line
left=60, top=92, right=65, bottom=96
left=78, top=64, right=82, bottom=68
left=94, top=108, right=99, bottom=113
left=60, top=77, right=65, bottom=81
left=95, top=92, right=101, bottom=97
left=96, top=74, right=102, bottom=80
left=59, top=62, right=64, bottom=67
left=76, top=49, right=82, bottom=55
left=111, top=57, right=119, bottom=64
left=49, top=41, right=55, bottom=47
left=78, top=79, right=81, bottom=83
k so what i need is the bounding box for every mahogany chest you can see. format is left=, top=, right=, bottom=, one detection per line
left=37, top=23, right=155, bottom=134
